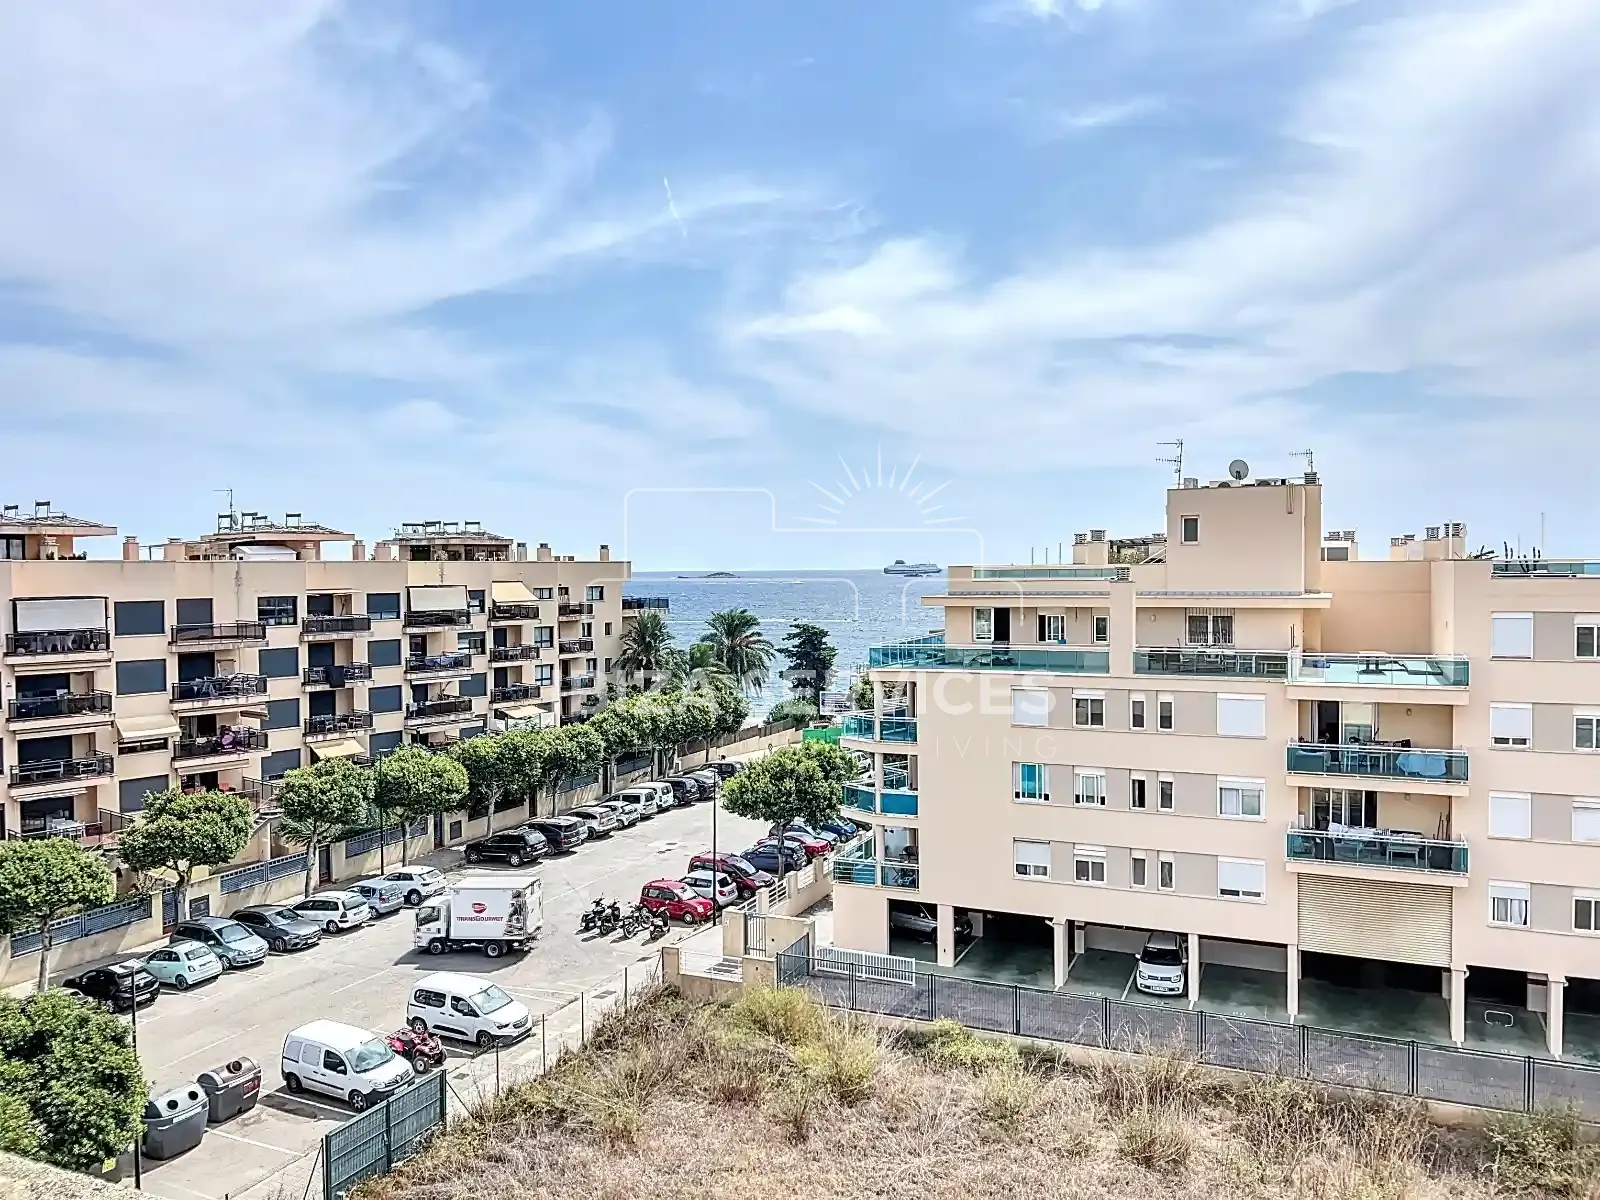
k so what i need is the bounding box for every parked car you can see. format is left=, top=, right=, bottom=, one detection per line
left=611, top=786, right=658, bottom=818
left=639, top=781, right=678, bottom=810
left=464, top=827, right=549, bottom=867
left=230, top=904, right=324, bottom=951
left=61, top=960, right=160, bottom=1009
left=525, top=816, right=585, bottom=852
left=282, top=1020, right=414, bottom=1111
left=595, top=797, right=641, bottom=827
left=141, top=941, right=224, bottom=991
left=172, top=916, right=269, bottom=968
left=773, top=819, right=840, bottom=847
left=1134, top=931, right=1188, bottom=997
left=682, top=868, right=740, bottom=908
left=688, top=769, right=721, bottom=795
left=665, top=776, right=702, bottom=803
left=346, top=878, right=406, bottom=917
left=818, top=815, right=860, bottom=841
left=294, top=891, right=372, bottom=934
left=767, top=829, right=830, bottom=860
left=638, top=879, right=714, bottom=924
left=379, top=866, right=447, bottom=907
left=706, top=760, right=743, bottom=779
left=688, top=853, right=774, bottom=897
left=568, top=806, right=618, bottom=838
left=742, top=841, right=807, bottom=874
left=888, top=903, right=973, bottom=943
left=406, top=971, right=533, bottom=1048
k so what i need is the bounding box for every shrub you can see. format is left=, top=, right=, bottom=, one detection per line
left=1091, top=1050, right=1215, bottom=1118
left=732, top=987, right=827, bottom=1046
left=794, top=1026, right=879, bottom=1104
left=1116, top=1110, right=1193, bottom=1174
left=1484, top=1108, right=1600, bottom=1198
left=771, top=1074, right=826, bottom=1143
left=921, top=1019, right=1020, bottom=1073
left=977, top=1065, right=1040, bottom=1131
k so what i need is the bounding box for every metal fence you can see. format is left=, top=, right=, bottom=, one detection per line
left=776, top=953, right=1600, bottom=1119
left=218, top=852, right=308, bottom=894
left=8, top=894, right=153, bottom=956
left=323, top=1071, right=447, bottom=1200
left=342, top=818, right=430, bottom=859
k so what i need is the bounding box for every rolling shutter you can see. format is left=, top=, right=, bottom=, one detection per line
left=13, top=597, right=107, bottom=632
left=1297, top=876, right=1452, bottom=966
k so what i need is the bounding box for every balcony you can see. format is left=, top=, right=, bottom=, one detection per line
left=831, top=837, right=920, bottom=889
left=1135, top=647, right=1290, bottom=679
left=9, top=754, right=116, bottom=789
left=171, top=674, right=269, bottom=704
left=842, top=780, right=919, bottom=817
left=1286, top=827, right=1468, bottom=877
left=1289, top=653, right=1469, bottom=689
left=559, top=603, right=593, bottom=619
left=4, top=628, right=111, bottom=659
left=302, top=614, right=372, bottom=637
left=870, top=640, right=1109, bottom=673
left=304, top=712, right=374, bottom=738
left=971, top=566, right=1127, bottom=580
left=5, top=809, right=130, bottom=848
left=490, top=603, right=539, bottom=622
left=561, top=674, right=596, bottom=692
left=1492, top=559, right=1600, bottom=577
left=491, top=684, right=541, bottom=703
left=170, top=621, right=268, bottom=646
left=839, top=713, right=918, bottom=743
left=405, top=697, right=474, bottom=724
left=8, top=691, right=113, bottom=723
left=174, top=727, right=268, bottom=762
left=622, top=597, right=670, bottom=611
left=403, top=609, right=471, bottom=630
left=406, top=651, right=475, bottom=676
left=1286, top=742, right=1468, bottom=786
left=559, top=637, right=594, bottom=654
left=303, top=663, right=373, bottom=686
left=490, top=644, right=540, bottom=663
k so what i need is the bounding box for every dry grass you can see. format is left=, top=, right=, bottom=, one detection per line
left=354, top=986, right=1598, bottom=1200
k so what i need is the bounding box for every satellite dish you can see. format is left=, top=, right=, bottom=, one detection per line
left=1228, top=459, right=1250, bottom=481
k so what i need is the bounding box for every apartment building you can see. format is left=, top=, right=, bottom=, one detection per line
left=0, top=503, right=632, bottom=847
left=837, top=470, right=1600, bottom=1057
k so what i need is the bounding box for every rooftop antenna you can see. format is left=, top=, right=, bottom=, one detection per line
left=215, top=488, right=236, bottom=530
left=1291, top=448, right=1315, bottom=475
left=1156, top=439, right=1184, bottom=485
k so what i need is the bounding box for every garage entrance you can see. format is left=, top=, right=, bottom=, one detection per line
left=1298, top=952, right=1448, bottom=1042
left=1566, top=977, right=1600, bottom=1064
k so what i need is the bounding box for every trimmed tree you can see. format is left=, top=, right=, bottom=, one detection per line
left=722, top=741, right=854, bottom=877
left=0, top=989, right=144, bottom=1171
left=374, top=748, right=468, bottom=863
left=767, top=698, right=819, bottom=726
left=588, top=701, right=647, bottom=793
left=455, top=735, right=523, bottom=834
left=777, top=621, right=837, bottom=706
left=0, top=839, right=115, bottom=993
left=277, top=758, right=375, bottom=896
left=116, top=788, right=255, bottom=922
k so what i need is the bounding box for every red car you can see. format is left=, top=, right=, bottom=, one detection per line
left=638, top=879, right=715, bottom=924
left=689, top=853, right=775, bottom=898
left=764, top=831, right=830, bottom=861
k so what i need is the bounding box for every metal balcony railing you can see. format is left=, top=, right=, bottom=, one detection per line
left=171, top=674, right=269, bottom=703
left=622, top=596, right=670, bottom=611
left=304, top=712, right=374, bottom=736
left=7, top=691, right=113, bottom=722
left=406, top=651, right=474, bottom=674
left=490, top=604, right=539, bottom=622
left=1286, top=827, right=1468, bottom=874
left=302, top=614, right=372, bottom=636
left=490, top=644, right=540, bottom=663
left=403, top=609, right=471, bottom=628
left=1286, top=742, right=1468, bottom=783
left=10, top=754, right=116, bottom=787
left=558, top=638, right=594, bottom=654
left=561, top=674, right=596, bottom=692
left=303, top=663, right=372, bottom=686
left=558, top=602, right=593, bottom=618
left=1135, top=647, right=1291, bottom=679
left=491, top=684, right=541, bottom=703
left=4, top=628, right=110, bottom=657
left=174, top=727, right=268, bottom=761
left=170, top=621, right=267, bottom=645
left=406, top=697, right=473, bottom=721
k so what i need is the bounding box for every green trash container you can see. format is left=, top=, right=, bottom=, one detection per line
left=142, top=1083, right=208, bottom=1160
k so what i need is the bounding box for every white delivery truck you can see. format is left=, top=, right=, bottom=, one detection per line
left=413, top=874, right=543, bottom=958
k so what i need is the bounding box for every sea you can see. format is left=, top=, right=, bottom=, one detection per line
left=624, top=569, right=945, bottom=715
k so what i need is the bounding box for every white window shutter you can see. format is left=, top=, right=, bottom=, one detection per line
left=1490, top=613, right=1534, bottom=659
left=1011, top=689, right=1051, bottom=727
left=1490, top=704, right=1533, bottom=743
left=1217, top=694, right=1266, bottom=738
left=1217, top=859, right=1265, bottom=896
left=1573, top=804, right=1600, bottom=842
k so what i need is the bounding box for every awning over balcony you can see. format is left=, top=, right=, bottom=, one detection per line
left=495, top=702, right=545, bottom=720
left=115, top=715, right=181, bottom=740
left=313, top=738, right=367, bottom=760
left=491, top=581, right=536, bottom=604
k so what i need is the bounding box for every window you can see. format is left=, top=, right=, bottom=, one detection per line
left=1490, top=703, right=1532, bottom=747
left=1218, top=778, right=1265, bottom=820
left=1130, top=694, right=1146, bottom=730
left=369, top=639, right=403, bottom=668
left=974, top=607, right=994, bottom=643
left=1158, top=853, right=1175, bottom=891
left=1014, top=763, right=1049, bottom=802
left=586, top=586, right=605, bottom=602
left=1130, top=775, right=1147, bottom=809
left=366, top=592, right=401, bottom=621
left=1093, top=615, right=1109, bottom=644
left=264, top=698, right=300, bottom=731
left=1489, top=793, right=1531, bottom=839
left=1158, top=694, right=1174, bottom=731
left=1489, top=882, right=1531, bottom=927
left=1217, top=693, right=1266, bottom=738
left=1573, top=801, right=1600, bottom=842
left=1038, top=614, right=1065, bottom=644
left=1577, top=618, right=1600, bottom=659
left=115, top=659, right=167, bottom=695
left=113, top=600, right=165, bottom=637
left=535, top=664, right=554, bottom=686
left=1011, top=688, right=1050, bottom=727
left=581, top=621, right=593, bottom=638
left=1491, top=613, right=1534, bottom=659
left=1013, top=840, right=1050, bottom=879
left=585, top=657, right=599, bottom=673
left=1186, top=613, right=1234, bottom=646
left=1577, top=713, right=1600, bottom=751
left=1181, top=515, right=1200, bottom=544
left=605, top=657, right=613, bottom=673
left=258, top=596, right=298, bottom=626
left=468, top=590, right=486, bottom=614
left=1576, top=894, right=1600, bottom=934
left=369, top=685, right=403, bottom=714
left=1073, top=691, right=1105, bottom=728
left=258, top=647, right=299, bottom=679
left=1073, top=846, right=1107, bottom=884
left=533, top=626, right=554, bottom=648
left=1158, top=775, right=1174, bottom=811
left=1131, top=853, right=1147, bottom=887
left=1217, top=858, right=1265, bottom=900
left=1074, top=770, right=1106, bottom=807
left=1, top=536, right=22, bottom=559
left=605, top=622, right=613, bottom=636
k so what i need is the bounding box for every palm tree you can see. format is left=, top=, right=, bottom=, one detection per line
left=665, top=641, right=731, bottom=690
left=616, top=610, right=674, bottom=688
left=699, top=608, right=775, bottom=694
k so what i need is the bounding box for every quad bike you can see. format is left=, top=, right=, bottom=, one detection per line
left=388, top=1026, right=446, bottom=1074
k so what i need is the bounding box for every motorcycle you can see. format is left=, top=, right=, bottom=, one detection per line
left=596, top=900, right=623, bottom=936
left=578, top=898, right=614, bottom=935
left=388, top=1026, right=446, bottom=1075
left=619, top=903, right=652, bottom=937
left=644, top=910, right=670, bottom=941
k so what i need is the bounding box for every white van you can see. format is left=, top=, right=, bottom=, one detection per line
left=282, top=1020, right=413, bottom=1110
left=639, top=781, right=676, bottom=810
left=406, top=971, right=533, bottom=1048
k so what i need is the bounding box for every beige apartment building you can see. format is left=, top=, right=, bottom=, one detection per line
left=837, top=470, right=1600, bottom=1057
left=0, top=502, right=637, bottom=848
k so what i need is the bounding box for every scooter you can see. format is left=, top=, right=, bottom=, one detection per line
left=644, top=911, right=670, bottom=941
left=596, top=900, right=623, bottom=936
left=578, top=898, right=612, bottom=935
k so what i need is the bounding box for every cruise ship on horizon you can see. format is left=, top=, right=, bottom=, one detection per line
left=884, top=559, right=941, bottom=576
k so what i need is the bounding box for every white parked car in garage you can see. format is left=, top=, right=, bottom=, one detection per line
left=1134, top=931, right=1188, bottom=996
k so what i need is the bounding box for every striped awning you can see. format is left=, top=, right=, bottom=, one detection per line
left=313, top=738, right=367, bottom=760
left=115, top=715, right=181, bottom=740
left=496, top=703, right=545, bottom=720
left=491, top=581, right=536, bottom=604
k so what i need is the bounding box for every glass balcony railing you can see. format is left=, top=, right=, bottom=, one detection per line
left=832, top=859, right=880, bottom=885
left=1286, top=742, right=1468, bottom=783
left=971, top=566, right=1128, bottom=580
left=870, top=641, right=1109, bottom=672
left=880, top=862, right=920, bottom=889
left=843, top=782, right=877, bottom=813
left=1287, top=828, right=1468, bottom=875
left=839, top=714, right=918, bottom=742
left=1135, top=648, right=1290, bottom=678
left=1289, top=653, right=1469, bottom=688
left=842, top=782, right=919, bottom=817
left=1492, top=559, right=1600, bottom=577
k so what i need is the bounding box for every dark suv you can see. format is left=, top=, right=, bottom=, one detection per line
left=707, top=760, right=743, bottom=779
left=464, top=827, right=549, bottom=866
left=525, top=817, right=585, bottom=852
left=665, top=776, right=701, bottom=804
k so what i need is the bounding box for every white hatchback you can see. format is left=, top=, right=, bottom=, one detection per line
left=682, top=868, right=739, bottom=908
left=380, top=866, right=448, bottom=907
left=407, top=971, right=533, bottom=1048
left=293, top=891, right=371, bottom=934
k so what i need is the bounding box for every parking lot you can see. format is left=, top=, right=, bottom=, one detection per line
left=103, top=794, right=770, bottom=1200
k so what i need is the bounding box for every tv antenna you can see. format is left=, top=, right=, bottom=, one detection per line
left=1291, top=448, right=1315, bottom=475
left=1156, top=440, right=1184, bottom=484
left=215, top=488, right=237, bottom=529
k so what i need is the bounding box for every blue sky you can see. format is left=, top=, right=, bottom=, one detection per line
left=1, top=0, right=1597, bottom=568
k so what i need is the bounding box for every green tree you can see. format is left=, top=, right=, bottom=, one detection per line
left=848, top=672, right=875, bottom=713
left=116, top=788, right=254, bottom=921
left=698, top=608, right=775, bottom=693
left=777, top=621, right=837, bottom=706
left=0, top=990, right=144, bottom=1171
left=454, top=734, right=525, bottom=833
left=0, top=840, right=115, bottom=993
left=374, top=748, right=468, bottom=863
left=616, top=610, right=675, bottom=689
left=0, top=1088, right=36, bottom=1158
left=722, top=742, right=854, bottom=874
left=277, top=758, right=375, bottom=896
left=767, top=698, right=819, bottom=726
left=588, top=700, right=647, bottom=792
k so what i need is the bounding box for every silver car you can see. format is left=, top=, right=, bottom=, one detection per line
left=348, top=878, right=406, bottom=916
left=567, top=806, right=618, bottom=838
left=596, top=798, right=641, bottom=828
left=617, top=787, right=659, bottom=818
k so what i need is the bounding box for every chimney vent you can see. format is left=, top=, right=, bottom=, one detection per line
left=1073, top=533, right=1087, bottom=545
left=599, top=544, right=611, bottom=562
left=122, top=536, right=140, bottom=562
left=1089, top=530, right=1106, bottom=543
left=536, top=542, right=553, bottom=562
left=1425, top=526, right=1440, bottom=540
